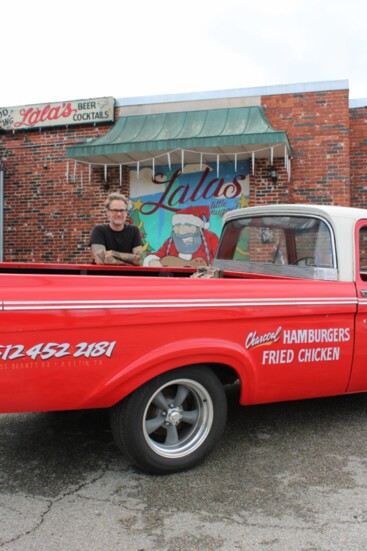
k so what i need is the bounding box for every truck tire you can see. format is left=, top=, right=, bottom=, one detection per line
left=110, top=366, right=227, bottom=474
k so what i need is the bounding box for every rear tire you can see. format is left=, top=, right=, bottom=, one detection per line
left=110, top=366, right=227, bottom=474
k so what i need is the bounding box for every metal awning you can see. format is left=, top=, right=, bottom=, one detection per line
left=66, top=106, right=292, bottom=167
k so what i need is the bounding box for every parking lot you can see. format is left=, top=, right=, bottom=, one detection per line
left=1, top=385, right=366, bottom=551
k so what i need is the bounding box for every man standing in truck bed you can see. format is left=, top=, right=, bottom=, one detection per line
left=90, top=193, right=143, bottom=266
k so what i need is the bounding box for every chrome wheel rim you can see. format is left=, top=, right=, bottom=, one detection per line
left=142, top=378, right=214, bottom=459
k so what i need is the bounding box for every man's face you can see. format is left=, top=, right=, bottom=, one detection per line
left=172, top=224, right=202, bottom=254
left=106, top=199, right=128, bottom=230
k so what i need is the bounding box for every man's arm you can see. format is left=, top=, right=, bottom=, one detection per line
left=132, top=245, right=143, bottom=266
left=91, top=244, right=143, bottom=266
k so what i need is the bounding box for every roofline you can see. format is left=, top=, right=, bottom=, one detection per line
left=349, top=98, right=367, bottom=109
left=116, top=80, right=350, bottom=108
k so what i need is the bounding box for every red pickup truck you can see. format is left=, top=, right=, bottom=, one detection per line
left=1, top=204, right=367, bottom=474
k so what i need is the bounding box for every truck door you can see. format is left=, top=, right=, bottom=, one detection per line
left=348, top=220, right=367, bottom=392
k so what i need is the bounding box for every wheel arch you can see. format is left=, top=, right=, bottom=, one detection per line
left=81, top=338, right=257, bottom=408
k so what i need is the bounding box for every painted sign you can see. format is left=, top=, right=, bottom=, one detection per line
left=245, top=326, right=351, bottom=366
left=0, top=97, right=115, bottom=131
left=0, top=341, right=116, bottom=361
left=129, top=160, right=250, bottom=267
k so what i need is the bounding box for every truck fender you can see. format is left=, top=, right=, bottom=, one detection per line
left=81, top=338, right=258, bottom=408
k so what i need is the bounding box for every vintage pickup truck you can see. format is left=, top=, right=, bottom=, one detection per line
left=1, top=203, right=367, bottom=474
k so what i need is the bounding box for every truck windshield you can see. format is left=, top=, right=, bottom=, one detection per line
left=216, top=215, right=335, bottom=269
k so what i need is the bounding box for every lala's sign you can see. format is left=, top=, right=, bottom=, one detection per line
left=0, top=97, right=115, bottom=130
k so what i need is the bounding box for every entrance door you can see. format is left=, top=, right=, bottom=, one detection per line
left=348, top=220, right=367, bottom=392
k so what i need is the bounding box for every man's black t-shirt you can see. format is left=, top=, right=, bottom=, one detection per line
left=89, top=224, right=142, bottom=252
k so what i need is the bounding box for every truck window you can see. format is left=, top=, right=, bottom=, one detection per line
left=217, top=215, right=335, bottom=269
left=359, top=226, right=367, bottom=281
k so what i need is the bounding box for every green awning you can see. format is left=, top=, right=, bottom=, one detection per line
left=66, top=106, right=292, bottom=166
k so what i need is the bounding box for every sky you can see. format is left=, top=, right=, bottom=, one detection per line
left=1, top=0, right=367, bottom=108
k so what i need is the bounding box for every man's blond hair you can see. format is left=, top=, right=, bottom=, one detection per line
left=105, top=193, right=129, bottom=209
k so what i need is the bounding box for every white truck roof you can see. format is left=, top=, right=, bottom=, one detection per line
left=223, top=204, right=367, bottom=282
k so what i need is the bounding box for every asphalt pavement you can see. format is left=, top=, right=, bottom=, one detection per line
left=0, top=385, right=366, bottom=551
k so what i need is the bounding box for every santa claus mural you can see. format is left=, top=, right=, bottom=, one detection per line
left=143, top=206, right=219, bottom=268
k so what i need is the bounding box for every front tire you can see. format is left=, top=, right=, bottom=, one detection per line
left=110, top=366, right=227, bottom=474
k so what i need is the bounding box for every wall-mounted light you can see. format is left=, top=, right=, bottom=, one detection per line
left=268, top=165, right=278, bottom=184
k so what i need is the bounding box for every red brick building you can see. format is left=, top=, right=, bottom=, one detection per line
left=0, top=80, right=366, bottom=264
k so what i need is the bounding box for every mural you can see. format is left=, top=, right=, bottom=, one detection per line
left=129, top=160, right=250, bottom=267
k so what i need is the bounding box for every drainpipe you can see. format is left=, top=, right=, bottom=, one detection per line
left=0, top=163, right=3, bottom=262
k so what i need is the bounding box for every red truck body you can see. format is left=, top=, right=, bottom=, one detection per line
left=1, top=204, right=367, bottom=473
left=0, top=272, right=362, bottom=410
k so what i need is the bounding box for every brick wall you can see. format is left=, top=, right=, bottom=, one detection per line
left=350, top=107, right=367, bottom=207
left=249, top=159, right=291, bottom=206
left=261, top=89, right=351, bottom=206
left=0, top=121, right=127, bottom=263
left=1, top=87, right=366, bottom=263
